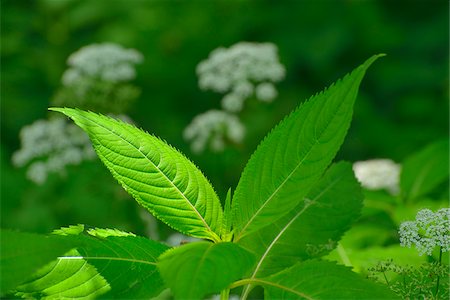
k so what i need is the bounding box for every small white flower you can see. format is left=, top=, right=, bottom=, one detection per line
left=352, top=159, right=401, bottom=195
left=399, top=208, right=450, bottom=255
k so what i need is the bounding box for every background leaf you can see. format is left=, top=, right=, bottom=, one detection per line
left=238, top=162, right=363, bottom=297
left=0, top=229, right=76, bottom=295
left=231, top=55, right=383, bottom=240
left=13, top=225, right=169, bottom=299
left=50, top=108, right=223, bottom=242
left=158, top=242, right=255, bottom=300
left=400, top=139, right=449, bottom=201
left=259, top=259, right=399, bottom=299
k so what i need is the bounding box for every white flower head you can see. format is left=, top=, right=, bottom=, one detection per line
left=352, top=159, right=401, bottom=195
left=12, top=118, right=96, bottom=184
left=62, top=43, right=143, bottom=85
left=196, top=41, right=285, bottom=108
left=399, top=208, right=450, bottom=255
left=183, top=110, right=245, bottom=153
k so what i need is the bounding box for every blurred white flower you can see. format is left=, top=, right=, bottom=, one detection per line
left=352, top=159, right=401, bottom=195
left=196, top=41, right=285, bottom=111
left=183, top=110, right=245, bottom=153
left=62, top=43, right=143, bottom=85
left=12, top=115, right=134, bottom=184
left=12, top=118, right=96, bottom=184
left=221, top=93, right=245, bottom=113
left=255, top=82, right=278, bottom=102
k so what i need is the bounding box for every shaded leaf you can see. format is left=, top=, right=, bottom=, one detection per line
left=50, top=108, right=223, bottom=242
left=259, top=260, right=399, bottom=299
left=14, top=225, right=169, bottom=299
left=232, top=55, right=383, bottom=240
left=400, top=139, right=449, bottom=201
left=0, top=229, right=76, bottom=295
left=158, top=242, right=255, bottom=300
left=239, top=162, right=363, bottom=297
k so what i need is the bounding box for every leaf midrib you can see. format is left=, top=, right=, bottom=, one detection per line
left=77, top=113, right=214, bottom=235
left=58, top=256, right=157, bottom=266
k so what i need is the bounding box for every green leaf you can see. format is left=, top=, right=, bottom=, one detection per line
left=14, top=225, right=169, bottom=299
left=258, top=260, right=399, bottom=299
left=158, top=242, right=255, bottom=300
left=50, top=108, right=223, bottom=242
left=400, top=139, right=449, bottom=201
left=221, top=188, right=233, bottom=241
left=239, top=162, right=363, bottom=297
left=232, top=55, right=383, bottom=240
left=0, top=229, right=76, bottom=295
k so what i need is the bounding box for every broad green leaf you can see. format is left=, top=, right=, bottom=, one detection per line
left=239, top=162, right=363, bottom=297
left=158, top=242, right=255, bottom=300
left=258, top=260, right=399, bottom=299
left=50, top=108, right=223, bottom=242
left=14, top=225, right=169, bottom=299
left=232, top=55, right=383, bottom=240
left=400, top=139, right=449, bottom=201
left=0, top=229, right=76, bottom=295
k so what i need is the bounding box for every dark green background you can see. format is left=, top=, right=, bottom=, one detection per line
left=1, top=0, right=448, bottom=237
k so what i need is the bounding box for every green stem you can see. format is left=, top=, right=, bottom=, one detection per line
left=220, top=288, right=230, bottom=300
left=382, top=271, right=390, bottom=287
left=434, top=246, right=442, bottom=298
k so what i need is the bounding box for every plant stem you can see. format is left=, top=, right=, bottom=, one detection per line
left=220, top=288, right=230, bottom=300
left=434, top=246, right=442, bottom=298
left=382, top=271, right=390, bottom=287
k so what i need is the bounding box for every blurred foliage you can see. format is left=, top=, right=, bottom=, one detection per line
left=1, top=0, right=448, bottom=255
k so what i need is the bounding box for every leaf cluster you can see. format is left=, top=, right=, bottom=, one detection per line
left=1, top=55, right=397, bottom=299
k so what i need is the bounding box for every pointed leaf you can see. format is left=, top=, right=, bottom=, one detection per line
left=239, top=162, right=363, bottom=281
left=232, top=55, right=383, bottom=240
left=400, top=139, right=449, bottom=201
left=158, top=242, right=255, bottom=300
left=259, top=260, right=399, bottom=299
left=14, top=225, right=169, bottom=299
left=0, top=230, right=76, bottom=295
left=50, top=108, right=223, bottom=241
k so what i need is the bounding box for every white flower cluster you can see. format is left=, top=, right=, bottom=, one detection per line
left=196, top=42, right=285, bottom=113
left=399, top=208, right=450, bottom=256
left=183, top=110, right=245, bottom=153
left=352, top=159, right=401, bottom=195
left=62, top=43, right=143, bottom=86
left=12, top=118, right=96, bottom=184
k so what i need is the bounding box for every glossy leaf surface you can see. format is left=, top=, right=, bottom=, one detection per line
left=50, top=108, right=223, bottom=242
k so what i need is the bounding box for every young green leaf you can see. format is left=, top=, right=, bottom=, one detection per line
left=400, top=139, right=449, bottom=201
left=50, top=108, right=223, bottom=242
left=232, top=55, right=383, bottom=240
left=0, top=230, right=76, bottom=295
left=221, top=188, right=233, bottom=241
left=158, top=242, right=255, bottom=300
left=239, top=162, right=363, bottom=297
left=13, top=225, right=169, bottom=299
left=258, top=260, right=399, bottom=299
